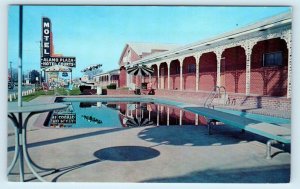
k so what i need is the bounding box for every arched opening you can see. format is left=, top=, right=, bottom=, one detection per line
left=251, top=38, right=288, bottom=96
left=159, top=62, right=168, bottom=89
left=221, top=46, right=246, bottom=94
left=170, top=60, right=180, bottom=90
left=151, top=65, right=158, bottom=89
left=199, top=52, right=217, bottom=91
left=182, top=56, right=196, bottom=91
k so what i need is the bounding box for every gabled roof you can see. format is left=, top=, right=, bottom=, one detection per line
left=128, top=42, right=180, bottom=56
left=118, top=42, right=180, bottom=65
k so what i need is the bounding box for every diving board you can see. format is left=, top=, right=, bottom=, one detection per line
left=184, top=107, right=291, bottom=159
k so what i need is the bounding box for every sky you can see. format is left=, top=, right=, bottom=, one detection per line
left=8, top=6, right=291, bottom=78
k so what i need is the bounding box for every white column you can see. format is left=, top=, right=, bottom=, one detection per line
left=242, top=40, right=256, bottom=96
left=148, top=110, right=151, bottom=121
left=179, top=57, right=184, bottom=91
left=167, top=60, right=171, bottom=90
left=216, top=50, right=223, bottom=87
left=157, top=104, right=160, bottom=126
left=179, top=109, right=182, bottom=126
left=167, top=107, right=170, bottom=126
left=195, top=54, right=201, bottom=91
left=282, top=30, right=292, bottom=98
left=195, top=114, right=198, bottom=125
left=157, top=63, right=160, bottom=89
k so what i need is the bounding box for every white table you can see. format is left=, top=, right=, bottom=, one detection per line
left=7, top=102, right=68, bottom=182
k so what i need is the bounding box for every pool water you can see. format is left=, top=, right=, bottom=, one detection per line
left=46, top=97, right=290, bottom=128
left=46, top=98, right=206, bottom=128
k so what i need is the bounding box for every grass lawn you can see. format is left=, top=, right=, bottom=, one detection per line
left=13, top=87, right=81, bottom=102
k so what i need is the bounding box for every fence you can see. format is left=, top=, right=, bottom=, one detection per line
left=8, top=88, right=36, bottom=101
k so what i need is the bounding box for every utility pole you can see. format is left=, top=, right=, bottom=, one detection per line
left=10, top=61, right=13, bottom=82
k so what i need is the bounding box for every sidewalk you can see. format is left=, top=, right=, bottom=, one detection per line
left=6, top=95, right=290, bottom=182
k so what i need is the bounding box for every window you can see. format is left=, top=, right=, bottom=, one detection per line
left=187, top=64, right=196, bottom=73
left=263, top=52, right=283, bottom=67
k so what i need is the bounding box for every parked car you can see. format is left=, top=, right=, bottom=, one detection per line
left=8, top=81, right=14, bottom=89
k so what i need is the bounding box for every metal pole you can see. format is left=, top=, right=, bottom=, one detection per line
left=10, top=61, right=13, bottom=82
left=40, top=70, right=42, bottom=86
left=18, top=6, right=23, bottom=107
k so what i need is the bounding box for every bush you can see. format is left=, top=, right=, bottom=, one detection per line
left=107, top=83, right=117, bottom=89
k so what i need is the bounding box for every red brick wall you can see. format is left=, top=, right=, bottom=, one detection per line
left=184, top=74, right=196, bottom=91
left=170, top=75, right=180, bottom=90
left=119, top=67, right=127, bottom=88
left=221, top=46, right=246, bottom=94
left=155, top=89, right=291, bottom=112
left=250, top=38, right=288, bottom=96
left=199, top=52, right=217, bottom=91
left=106, top=89, right=135, bottom=95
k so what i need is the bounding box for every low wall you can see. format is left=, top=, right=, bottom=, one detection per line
left=155, top=89, right=291, bottom=112
left=106, top=89, right=135, bottom=95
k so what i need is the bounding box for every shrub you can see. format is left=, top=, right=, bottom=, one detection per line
left=107, top=83, right=117, bottom=89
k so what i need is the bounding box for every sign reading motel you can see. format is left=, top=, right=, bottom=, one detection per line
left=42, top=17, right=51, bottom=57
left=41, top=17, right=76, bottom=68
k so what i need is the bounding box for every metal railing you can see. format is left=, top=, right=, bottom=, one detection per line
left=204, top=86, right=227, bottom=109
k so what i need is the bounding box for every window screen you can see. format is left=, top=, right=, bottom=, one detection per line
left=263, top=52, right=283, bottom=67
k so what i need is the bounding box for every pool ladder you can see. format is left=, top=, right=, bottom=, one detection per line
left=204, top=86, right=227, bottom=109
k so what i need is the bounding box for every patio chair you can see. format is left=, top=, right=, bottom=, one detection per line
left=141, top=82, right=155, bottom=95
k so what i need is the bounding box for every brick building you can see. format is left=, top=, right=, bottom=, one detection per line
left=96, top=12, right=291, bottom=111
left=118, top=42, right=180, bottom=88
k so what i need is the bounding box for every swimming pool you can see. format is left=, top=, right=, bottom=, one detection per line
left=45, top=97, right=205, bottom=128
left=45, top=97, right=290, bottom=128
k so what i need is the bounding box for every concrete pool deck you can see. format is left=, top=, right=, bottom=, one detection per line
left=7, top=95, right=291, bottom=182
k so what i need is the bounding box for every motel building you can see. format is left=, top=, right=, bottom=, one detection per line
left=96, top=12, right=291, bottom=112
left=93, top=69, right=120, bottom=88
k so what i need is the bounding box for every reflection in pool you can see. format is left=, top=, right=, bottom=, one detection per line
left=46, top=100, right=207, bottom=128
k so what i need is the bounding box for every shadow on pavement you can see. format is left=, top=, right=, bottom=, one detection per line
left=7, top=127, right=124, bottom=152
left=94, top=146, right=160, bottom=161
left=141, top=164, right=290, bottom=183
left=138, top=125, right=249, bottom=146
